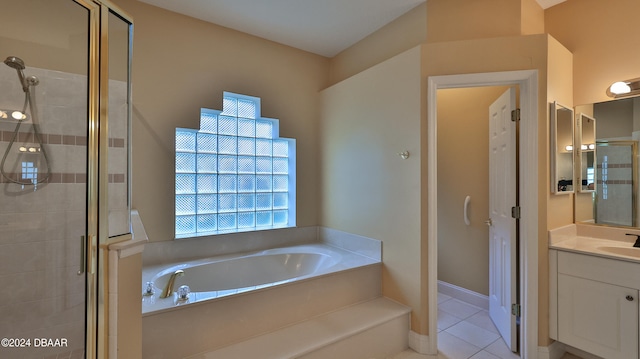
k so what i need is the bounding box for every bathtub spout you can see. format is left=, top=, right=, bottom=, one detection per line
left=160, top=270, right=184, bottom=298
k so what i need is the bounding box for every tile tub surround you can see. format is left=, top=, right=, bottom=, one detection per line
left=142, top=226, right=318, bottom=266
left=142, top=225, right=382, bottom=266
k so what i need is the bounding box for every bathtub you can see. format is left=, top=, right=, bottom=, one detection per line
left=142, top=243, right=379, bottom=315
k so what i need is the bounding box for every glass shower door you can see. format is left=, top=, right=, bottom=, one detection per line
left=0, top=0, right=90, bottom=358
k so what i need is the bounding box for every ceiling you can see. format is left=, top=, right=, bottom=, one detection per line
left=138, top=0, right=567, bottom=58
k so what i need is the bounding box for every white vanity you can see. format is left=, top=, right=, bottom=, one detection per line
left=549, top=224, right=640, bottom=359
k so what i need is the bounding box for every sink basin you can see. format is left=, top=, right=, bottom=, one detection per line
left=597, top=246, right=640, bottom=258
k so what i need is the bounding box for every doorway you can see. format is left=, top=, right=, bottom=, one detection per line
left=436, top=85, right=519, bottom=356
left=427, top=71, right=539, bottom=359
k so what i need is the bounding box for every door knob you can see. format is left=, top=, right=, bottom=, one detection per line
left=485, top=218, right=493, bottom=226
left=626, top=295, right=634, bottom=301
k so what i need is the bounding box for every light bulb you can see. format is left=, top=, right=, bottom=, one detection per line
left=565, top=145, right=573, bottom=151
left=610, top=81, right=631, bottom=95
left=588, top=144, right=595, bottom=150
left=11, top=111, right=25, bottom=120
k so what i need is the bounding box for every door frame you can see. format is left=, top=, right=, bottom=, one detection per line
left=427, top=70, right=538, bottom=358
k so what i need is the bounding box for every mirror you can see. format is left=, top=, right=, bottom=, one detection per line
left=107, top=9, right=133, bottom=238
left=575, top=97, right=640, bottom=227
left=551, top=102, right=575, bottom=194
left=577, top=113, right=596, bottom=192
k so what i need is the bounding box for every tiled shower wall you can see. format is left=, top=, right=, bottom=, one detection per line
left=0, top=66, right=127, bottom=358
left=108, top=79, right=129, bottom=237
left=596, top=144, right=634, bottom=227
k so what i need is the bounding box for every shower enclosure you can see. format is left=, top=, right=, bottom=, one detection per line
left=0, top=1, right=132, bottom=358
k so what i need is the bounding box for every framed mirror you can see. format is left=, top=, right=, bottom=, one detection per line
left=106, top=8, right=133, bottom=239
left=577, top=113, right=596, bottom=193
left=551, top=102, right=575, bottom=194
left=575, top=97, right=640, bottom=227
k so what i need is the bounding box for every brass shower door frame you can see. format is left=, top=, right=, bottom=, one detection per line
left=75, top=0, right=133, bottom=358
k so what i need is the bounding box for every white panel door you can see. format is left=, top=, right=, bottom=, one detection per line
left=488, top=88, right=518, bottom=352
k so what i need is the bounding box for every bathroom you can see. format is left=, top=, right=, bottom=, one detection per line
left=1, top=0, right=639, bottom=358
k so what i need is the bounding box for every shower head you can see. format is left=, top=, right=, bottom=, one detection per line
left=4, top=56, right=29, bottom=92
left=4, top=56, right=25, bottom=70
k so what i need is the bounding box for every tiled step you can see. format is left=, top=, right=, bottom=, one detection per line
left=190, top=297, right=411, bottom=359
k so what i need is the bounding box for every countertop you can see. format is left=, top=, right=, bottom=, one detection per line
left=549, top=224, right=640, bottom=264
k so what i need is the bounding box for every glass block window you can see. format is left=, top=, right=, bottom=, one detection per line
left=175, top=92, right=296, bottom=238
left=21, top=162, right=38, bottom=183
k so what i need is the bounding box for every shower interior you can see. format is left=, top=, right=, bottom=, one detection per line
left=0, top=1, right=91, bottom=358
left=1, top=0, right=133, bottom=357
left=0, top=57, right=89, bottom=358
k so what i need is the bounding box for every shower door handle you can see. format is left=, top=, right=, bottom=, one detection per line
left=77, top=235, right=85, bottom=275
left=88, top=235, right=97, bottom=275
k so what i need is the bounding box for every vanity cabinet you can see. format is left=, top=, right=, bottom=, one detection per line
left=550, top=250, right=640, bottom=359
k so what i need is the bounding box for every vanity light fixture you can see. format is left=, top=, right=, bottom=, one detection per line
left=607, top=77, right=640, bottom=98
left=577, top=144, right=595, bottom=151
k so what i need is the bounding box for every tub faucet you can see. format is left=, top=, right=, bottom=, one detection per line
left=625, top=233, right=640, bottom=248
left=160, top=270, right=184, bottom=298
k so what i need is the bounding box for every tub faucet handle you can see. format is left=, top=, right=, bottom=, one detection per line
left=177, top=285, right=190, bottom=301
left=143, top=282, right=155, bottom=296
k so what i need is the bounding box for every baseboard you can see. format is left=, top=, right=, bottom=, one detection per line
left=408, top=331, right=436, bottom=355
left=538, top=340, right=565, bottom=359
left=565, top=345, right=603, bottom=359
left=437, top=280, right=489, bottom=310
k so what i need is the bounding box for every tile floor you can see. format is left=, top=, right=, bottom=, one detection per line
left=391, top=293, right=583, bottom=359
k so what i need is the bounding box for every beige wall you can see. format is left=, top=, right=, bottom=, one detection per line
left=421, top=34, right=555, bottom=342
left=521, top=0, right=545, bottom=35
left=426, top=0, right=521, bottom=43
left=320, top=47, right=422, bottom=330
left=116, top=253, right=143, bottom=358
left=328, top=2, right=427, bottom=86
left=437, top=86, right=510, bottom=296
left=545, top=0, right=640, bottom=106
left=546, top=36, right=574, bottom=232
left=544, top=35, right=574, bottom=346
left=111, top=0, right=329, bottom=242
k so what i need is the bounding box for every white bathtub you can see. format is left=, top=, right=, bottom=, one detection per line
left=142, top=243, right=378, bottom=315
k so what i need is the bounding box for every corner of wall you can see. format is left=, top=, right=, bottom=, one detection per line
left=327, top=2, right=426, bottom=86
left=520, top=0, right=545, bottom=35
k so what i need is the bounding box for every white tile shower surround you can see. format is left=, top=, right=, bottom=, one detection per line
left=0, top=66, right=126, bottom=358
left=392, top=293, right=584, bottom=359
